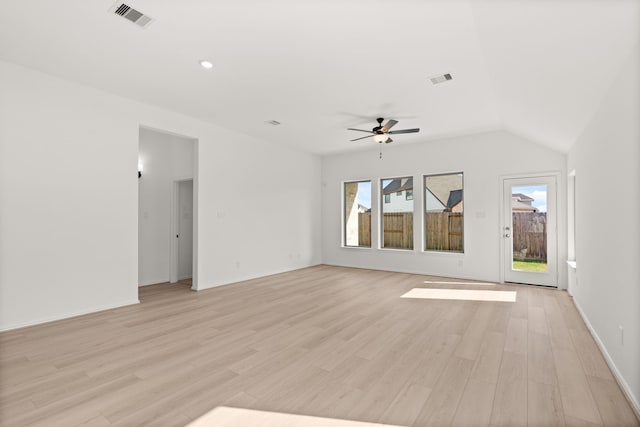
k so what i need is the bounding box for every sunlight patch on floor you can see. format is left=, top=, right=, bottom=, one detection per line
left=423, top=280, right=497, bottom=286
left=402, top=288, right=516, bottom=302
left=185, top=406, right=405, bottom=427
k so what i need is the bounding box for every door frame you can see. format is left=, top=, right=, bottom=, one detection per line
left=138, top=126, right=199, bottom=293
left=499, top=172, right=560, bottom=287
left=170, top=177, right=196, bottom=289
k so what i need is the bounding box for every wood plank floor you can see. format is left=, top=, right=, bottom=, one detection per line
left=1, top=265, right=638, bottom=427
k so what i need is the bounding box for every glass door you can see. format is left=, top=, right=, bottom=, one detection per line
left=502, top=176, right=557, bottom=287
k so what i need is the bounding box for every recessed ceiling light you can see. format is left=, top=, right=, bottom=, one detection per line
left=199, top=60, right=213, bottom=69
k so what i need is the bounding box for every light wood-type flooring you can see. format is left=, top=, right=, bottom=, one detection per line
left=1, top=265, right=638, bottom=427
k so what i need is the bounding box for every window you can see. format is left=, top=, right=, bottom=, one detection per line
left=343, top=181, right=371, bottom=247
left=381, top=176, right=413, bottom=249
left=406, top=190, right=413, bottom=201
left=424, top=173, right=463, bottom=252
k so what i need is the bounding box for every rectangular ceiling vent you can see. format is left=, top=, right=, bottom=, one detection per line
left=109, top=2, right=153, bottom=28
left=430, top=73, right=453, bottom=85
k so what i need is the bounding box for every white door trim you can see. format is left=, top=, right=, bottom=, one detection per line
left=170, top=177, right=196, bottom=287
left=499, top=172, right=560, bottom=287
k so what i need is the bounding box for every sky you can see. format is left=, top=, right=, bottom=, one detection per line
left=357, top=181, right=372, bottom=208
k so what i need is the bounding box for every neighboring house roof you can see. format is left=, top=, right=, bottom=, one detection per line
left=427, top=174, right=463, bottom=207
left=512, top=200, right=538, bottom=212
left=383, top=177, right=413, bottom=195
left=383, top=176, right=463, bottom=209
left=512, top=193, right=537, bottom=211
left=512, top=193, right=534, bottom=201
left=446, top=189, right=463, bottom=209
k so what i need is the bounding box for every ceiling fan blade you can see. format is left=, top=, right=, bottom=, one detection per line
left=382, top=119, right=398, bottom=132
left=388, top=128, right=420, bottom=134
left=347, top=128, right=374, bottom=134
left=385, top=138, right=393, bottom=144
left=350, top=134, right=374, bottom=142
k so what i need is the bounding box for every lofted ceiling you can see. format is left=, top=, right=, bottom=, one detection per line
left=0, top=0, right=637, bottom=155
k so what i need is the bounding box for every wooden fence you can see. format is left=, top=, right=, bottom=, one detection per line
left=358, top=212, right=461, bottom=250
left=357, top=211, right=546, bottom=258
left=512, top=212, right=547, bottom=261
left=358, top=212, right=371, bottom=246
left=359, top=212, right=458, bottom=250
left=425, top=212, right=463, bottom=251
left=358, top=212, right=414, bottom=249
left=382, top=213, right=414, bottom=249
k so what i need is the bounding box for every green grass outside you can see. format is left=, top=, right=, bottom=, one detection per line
left=513, top=259, right=547, bottom=272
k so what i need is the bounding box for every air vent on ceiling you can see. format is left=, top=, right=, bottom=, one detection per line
left=430, top=73, right=453, bottom=85
left=109, top=2, right=153, bottom=28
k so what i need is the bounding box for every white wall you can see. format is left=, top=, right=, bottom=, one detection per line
left=0, top=63, right=140, bottom=331
left=138, top=128, right=194, bottom=286
left=322, top=130, right=567, bottom=285
left=0, top=60, right=322, bottom=331
left=567, top=45, right=640, bottom=412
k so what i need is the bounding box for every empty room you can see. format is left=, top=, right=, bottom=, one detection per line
left=0, top=1, right=638, bottom=426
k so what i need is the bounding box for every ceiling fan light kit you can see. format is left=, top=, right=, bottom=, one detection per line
left=373, top=134, right=389, bottom=144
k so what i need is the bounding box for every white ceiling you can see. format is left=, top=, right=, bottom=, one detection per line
left=0, top=0, right=637, bottom=155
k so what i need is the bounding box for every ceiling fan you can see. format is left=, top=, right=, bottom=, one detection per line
left=348, top=117, right=420, bottom=144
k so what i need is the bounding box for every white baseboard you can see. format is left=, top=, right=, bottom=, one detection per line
left=138, top=278, right=169, bottom=287
left=0, top=298, right=140, bottom=332
left=572, top=297, right=640, bottom=419
left=138, top=281, right=162, bottom=287
left=323, top=261, right=497, bottom=284
left=194, top=264, right=321, bottom=291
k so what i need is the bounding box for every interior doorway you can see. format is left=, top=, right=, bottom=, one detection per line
left=138, top=126, right=197, bottom=291
left=501, top=174, right=558, bottom=287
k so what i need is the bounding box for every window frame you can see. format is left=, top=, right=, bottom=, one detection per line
left=423, top=172, right=464, bottom=253
left=342, top=180, right=372, bottom=248
left=380, top=176, right=414, bottom=251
